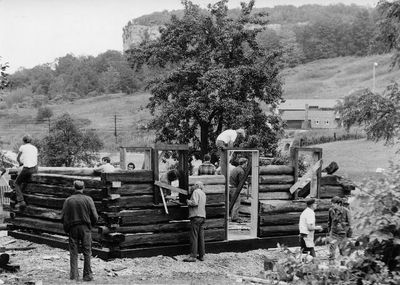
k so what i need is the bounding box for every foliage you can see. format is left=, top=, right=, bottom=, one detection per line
left=36, top=106, right=53, bottom=122
left=126, top=0, right=284, bottom=156
left=293, top=128, right=366, bottom=147
left=376, top=0, right=400, bottom=67
left=38, top=113, right=103, bottom=167
left=337, top=83, right=400, bottom=145
left=0, top=57, right=9, bottom=90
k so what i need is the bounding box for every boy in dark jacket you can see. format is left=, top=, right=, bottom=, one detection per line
left=62, top=180, right=98, bottom=281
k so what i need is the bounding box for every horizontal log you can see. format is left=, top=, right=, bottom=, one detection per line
left=23, top=194, right=102, bottom=210
left=206, top=193, right=225, bottom=205
left=260, top=199, right=331, bottom=214
left=320, top=186, right=348, bottom=199
left=7, top=217, right=101, bottom=240
left=102, top=170, right=153, bottom=183
left=259, top=192, right=291, bottom=200
left=119, top=228, right=225, bottom=248
left=259, top=184, right=292, bottom=193
left=259, top=175, right=294, bottom=185
left=259, top=165, right=294, bottom=175
left=24, top=184, right=103, bottom=200
left=109, top=218, right=225, bottom=234
left=29, top=174, right=103, bottom=188
left=13, top=205, right=62, bottom=220
left=259, top=223, right=326, bottom=237
left=321, top=175, right=341, bottom=186
left=116, top=205, right=225, bottom=226
left=202, top=184, right=225, bottom=192
left=189, top=175, right=225, bottom=185
left=108, top=183, right=154, bottom=195
left=104, top=195, right=154, bottom=209
left=259, top=211, right=329, bottom=226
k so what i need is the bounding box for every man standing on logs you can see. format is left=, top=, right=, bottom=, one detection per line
left=62, top=180, right=99, bottom=281
left=299, top=199, right=322, bottom=258
left=229, top=157, right=248, bottom=223
left=216, top=128, right=245, bottom=177
left=184, top=181, right=206, bottom=262
left=14, top=135, right=38, bottom=210
left=94, top=157, right=115, bottom=174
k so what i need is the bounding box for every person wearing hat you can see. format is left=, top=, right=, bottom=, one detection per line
left=327, top=196, right=351, bottom=262
left=14, top=134, right=38, bottom=210
left=299, top=198, right=323, bottom=258
left=229, top=157, right=248, bottom=223
left=216, top=128, right=246, bottom=177
left=62, top=180, right=99, bottom=281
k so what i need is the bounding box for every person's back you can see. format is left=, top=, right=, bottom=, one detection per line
left=329, top=205, right=349, bottom=236
left=198, top=154, right=216, bottom=176
left=62, top=194, right=98, bottom=232
left=229, top=164, right=245, bottom=188
left=19, top=143, right=38, bottom=167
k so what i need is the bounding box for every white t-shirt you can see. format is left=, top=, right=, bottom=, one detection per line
left=191, top=159, right=202, bottom=175
left=299, top=207, right=316, bottom=247
left=299, top=207, right=315, bottom=235
left=18, top=143, right=38, bottom=168
left=97, top=163, right=115, bottom=173
left=216, top=129, right=237, bottom=145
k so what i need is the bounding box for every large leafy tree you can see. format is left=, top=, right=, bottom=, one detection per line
left=0, top=57, right=9, bottom=90
left=39, top=113, right=103, bottom=167
left=126, top=0, right=284, bottom=156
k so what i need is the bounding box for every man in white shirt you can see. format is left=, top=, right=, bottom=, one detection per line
left=216, top=128, right=245, bottom=177
left=299, top=198, right=323, bottom=257
left=15, top=135, right=38, bottom=210
left=94, top=157, right=115, bottom=174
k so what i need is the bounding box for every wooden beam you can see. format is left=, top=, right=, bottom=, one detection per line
left=30, top=174, right=102, bottom=188
left=259, top=165, right=294, bottom=175
left=24, top=184, right=103, bottom=200
left=259, top=223, right=326, bottom=237
left=259, top=184, right=292, bottom=192
left=289, top=159, right=322, bottom=194
left=260, top=199, right=331, bottom=214
left=259, top=192, right=291, bottom=200
left=153, top=143, right=189, bottom=151
left=259, top=211, right=328, bottom=226
left=154, top=181, right=188, bottom=195
left=101, top=170, right=153, bottom=183
left=107, top=183, right=153, bottom=195
left=259, top=175, right=295, bottom=184
left=189, top=175, right=225, bottom=185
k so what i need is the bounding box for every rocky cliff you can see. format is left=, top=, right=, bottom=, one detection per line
left=122, top=21, right=162, bottom=51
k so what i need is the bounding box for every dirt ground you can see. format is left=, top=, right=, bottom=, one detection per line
left=0, top=232, right=333, bottom=285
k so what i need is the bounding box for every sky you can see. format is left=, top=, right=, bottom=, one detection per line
left=0, top=0, right=379, bottom=72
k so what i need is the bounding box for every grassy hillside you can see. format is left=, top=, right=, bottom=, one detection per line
left=1, top=53, right=399, bottom=150
left=314, top=139, right=400, bottom=184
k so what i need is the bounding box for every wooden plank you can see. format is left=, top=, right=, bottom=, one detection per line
left=259, top=199, right=331, bottom=214
left=117, top=206, right=225, bottom=226
left=259, top=165, right=294, bottom=175
left=189, top=175, right=225, bottom=185
left=259, top=175, right=294, bottom=185
left=206, top=193, right=225, bottom=205
left=259, top=192, right=291, bottom=200
left=201, top=184, right=225, bottom=192
left=30, top=174, right=102, bottom=188
left=289, top=159, right=322, bottom=194
left=120, top=228, right=225, bottom=248
left=153, top=143, right=189, bottom=151
left=259, top=211, right=328, bottom=226
left=321, top=175, right=341, bottom=186
left=120, top=147, right=127, bottom=170
left=229, top=157, right=252, bottom=213
left=102, top=170, right=153, bottom=183
left=259, top=184, right=292, bottom=192
left=24, top=184, right=103, bottom=200
left=154, top=181, right=188, bottom=195
left=111, top=218, right=225, bottom=234
left=108, top=183, right=154, bottom=195
left=9, top=167, right=97, bottom=176
left=259, top=223, right=326, bottom=237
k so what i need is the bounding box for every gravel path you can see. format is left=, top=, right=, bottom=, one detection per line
left=0, top=233, right=329, bottom=284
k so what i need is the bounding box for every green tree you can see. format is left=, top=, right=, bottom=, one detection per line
left=36, top=106, right=53, bottom=122
left=126, top=0, right=283, bottom=156
left=0, top=58, right=9, bottom=90
left=337, top=84, right=400, bottom=145
left=39, top=113, right=103, bottom=166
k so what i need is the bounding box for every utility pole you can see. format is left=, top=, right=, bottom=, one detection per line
left=373, top=62, right=378, bottom=92
left=114, top=113, right=118, bottom=144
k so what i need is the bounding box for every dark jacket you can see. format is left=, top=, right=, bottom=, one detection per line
left=61, top=192, right=99, bottom=233
left=229, top=165, right=246, bottom=188
left=328, top=205, right=351, bottom=236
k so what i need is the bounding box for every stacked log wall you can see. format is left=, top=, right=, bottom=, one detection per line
left=6, top=169, right=226, bottom=252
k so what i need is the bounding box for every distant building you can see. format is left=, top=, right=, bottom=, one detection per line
left=278, top=99, right=342, bottom=129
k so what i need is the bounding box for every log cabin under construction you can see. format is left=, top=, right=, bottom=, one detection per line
left=3, top=145, right=355, bottom=259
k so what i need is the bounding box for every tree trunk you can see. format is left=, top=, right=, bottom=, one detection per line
left=200, top=123, right=209, bottom=157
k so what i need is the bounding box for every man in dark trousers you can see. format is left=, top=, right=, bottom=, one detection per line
left=14, top=134, right=38, bottom=210
left=62, top=180, right=99, bottom=281
left=184, top=181, right=206, bottom=262
left=229, top=157, right=248, bottom=223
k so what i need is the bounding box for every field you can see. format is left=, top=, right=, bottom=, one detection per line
left=1, top=53, right=399, bottom=150
left=313, top=138, right=400, bottom=184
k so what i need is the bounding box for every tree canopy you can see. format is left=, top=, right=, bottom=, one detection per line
left=0, top=58, right=9, bottom=90
left=126, top=0, right=284, bottom=156
left=39, top=113, right=103, bottom=166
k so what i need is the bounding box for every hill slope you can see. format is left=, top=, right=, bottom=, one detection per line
left=0, top=53, right=398, bottom=150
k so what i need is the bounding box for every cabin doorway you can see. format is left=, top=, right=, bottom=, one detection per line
left=226, top=149, right=259, bottom=241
